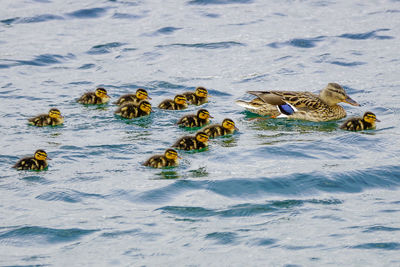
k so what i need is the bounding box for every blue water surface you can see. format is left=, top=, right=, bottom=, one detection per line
left=1, top=0, right=400, bottom=266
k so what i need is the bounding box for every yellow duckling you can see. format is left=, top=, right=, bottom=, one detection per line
left=202, top=118, right=238, bottom=138
left=143, top=148, right=180, bottom=168
left=340, top=111, right=380, bottom=131
left=183, top=86, right=209, bottom=105
left=236, top=83, right=359, bottom=122
left=13, top=149, right=49, bottom=171
left=28, top=108, right=64, bottom=127
left=77, top=87, right=110, bottom=104
left=172, top=131, right=209, bottom=151
left=114, top=88, right=152, bottom=106
left=115, top=100, right=152, bottom=119
left=158, top=94, right=188, bottom=110
left=177, top=109, right=213, bottom=128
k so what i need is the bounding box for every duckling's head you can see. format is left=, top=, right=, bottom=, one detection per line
left=136, top=88, right=151, bottom=100
left=165, top=149, right=179, bottom=160
left=34, top=149, right=48, bottom=161
left=95, top=88, right=109, bottom=99
left=48, top=108, right=62, bottom=119
left=222, top=118, right=238, bottom=131
left=139, top=100, right=152, bottom=113
left=319, top=83, right=359, bottom=106
left=197, top=109, right=213, bottom=120
left=174, top=95, right=187, bottom=105
left=195, top=87, right=208, bottom=98
left=363, top=111, right=380, bottom=124
left=195, top=131, right=209, bottom=143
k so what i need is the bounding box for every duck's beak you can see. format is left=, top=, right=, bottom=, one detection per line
left=209, top=115, right=214, bottom=119
left=344, top=96, right=360, bottom=106
left=375, top=118, right=381, bottom=122
left=234, top=126, right=239, bottom=131
left=147, top=96, right=152, bottom=100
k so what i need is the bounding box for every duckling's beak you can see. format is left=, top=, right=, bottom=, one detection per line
left=147, top=96, right=152, bottom=100
left=344, top=96, right=360, bottom=106
left=47, top=157, right=52, bottom=160
left=234, top=126, right=239, bottom=131
left=375, top=118, right=381, bottom=122
left=209, top=115, right=214, bottom=119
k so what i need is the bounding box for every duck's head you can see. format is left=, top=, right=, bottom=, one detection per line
left=165, top=149, right=180, bottom=160
left=34, top=149, right=48, bottom=161
left=48, top=108, right=63, bottom=119
left=195, top=131, right=209, bottom=143
left=197, top=109, right=213, bottom=120
left=195, top=87, right=208, bottom=98
left=222, top=118, right=239, bottom=131
left=319, top=83, right=359, bottom=106
left=139, top=100, right=152, bottom=113
left=136, top=88, right=151, bottom=100
left=363, top=111, right=380, bottom=124
left=174, top=95, right=187, bottom=105
left=95, top=88, right=110, bottom=99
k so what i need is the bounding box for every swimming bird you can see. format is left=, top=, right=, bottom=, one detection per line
left=202, top=118, right=238, bottom=138
left=158, top=94, right=188, bottom=110
left=114, top=88, right=152, bottom=106
left=183, top=86, right=209, bottom=105
left=77, top=87, right=110, bottom=104
left=340, top=111, right=380, bottom=131
left=236, top=83, right=359, bottom=122
left=143, top=148, right=180, bottom=168
left=114, top=100, right=152, bottom=119
left=13, top=149, right=49, bottom=171
left=28, top=108, right=64, bottom=126
left=177, top=109, right=213, bottom=128
left=172, top=131, right=209, bottom=151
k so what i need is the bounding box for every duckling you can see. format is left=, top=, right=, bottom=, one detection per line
left=177, top=109, right=213, bottom=128
left=158, top=94, right=188, bottom=110
left=236, top=83, right=359, bottom=122
left=340, top=111, right=380, bottom=131
left=77, top=87, right=110, bottom=104
left=172, top=131, right=209, bottom=151
left=115, top=100, right=152, bottom=119
left=13, top=149, right=49, bottom=171
left=143, top=148, right=180, bottom=168
left=114, top=88, right=152, bottom=106
left=183, top=86, right=209, bottom=105
left=28, top=108, right=64, bottom=127
left=202, top=118, right=238, bottom=138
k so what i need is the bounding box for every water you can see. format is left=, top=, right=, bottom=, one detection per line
left=1, top=0, right=400, bottom=265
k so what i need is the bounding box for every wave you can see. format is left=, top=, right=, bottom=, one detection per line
left=157, top=41, right=246, bottom=49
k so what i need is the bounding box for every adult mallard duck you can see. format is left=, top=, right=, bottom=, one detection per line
left=77, top=87, right=110, bottom=105
left=236, top=83, right=360, bottom=122
left=183, top=86, right=209, bottom=105
left=114, top=88, right=151, bottom=106
left=340, top=111, right=380, bottom=131
left=13, top=149, right=49, bottom=171
left=172, top=131, right=209, bottom=151
left=143, top=149, right=180, bottom=168
left=202, top=118, right=238, bottom=138
left=28, top=108, right=64, bottom=126
left=158, top=94, right=188, bottom=110
left=114, top=100, right=152, bottom=119
left=177, top=109, right=213, bottom=128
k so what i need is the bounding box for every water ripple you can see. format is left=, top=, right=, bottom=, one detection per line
left=0, top=226, right=97, bottom=245
left=66, top=8, right=108, bottom=19
left=0, top=53, right=75, bottom=68
left=267, top=36, right=325, bottom=48
left=1, top=14, right=64, bottom=25
left=351, top=242, right=400, bottom=250
left=87, top=42, right=127, bottom=55
left=157, top=41, right=246, bottom=49
left=338, top=29, right=394, bottom=40
left=188, top=0, right=253, bottom=5
left=35, top=189, right=105, bottom=203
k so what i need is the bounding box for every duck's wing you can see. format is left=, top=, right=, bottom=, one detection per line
left=247, top=91, right=326, bottom=111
